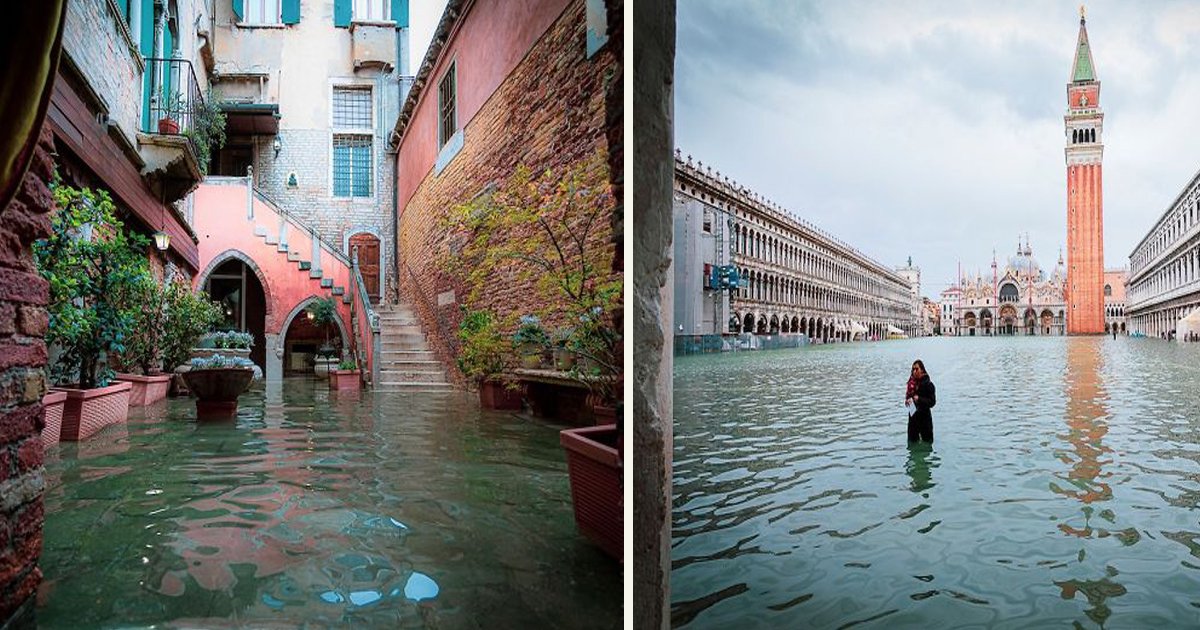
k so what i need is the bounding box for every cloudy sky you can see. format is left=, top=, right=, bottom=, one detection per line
left=409, top=1, right=447, bottom=75
left=675, top=0, right=1200, bottom=298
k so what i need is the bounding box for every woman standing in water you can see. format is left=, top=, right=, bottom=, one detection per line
left=905, top=360, right=936, bottom=443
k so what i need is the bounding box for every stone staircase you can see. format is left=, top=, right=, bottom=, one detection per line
left=374, top=303, right=454, bottom=392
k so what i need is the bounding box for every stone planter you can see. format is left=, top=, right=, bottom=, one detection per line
left=552, top=347, right=576, bottom=371
left=560, top=424, right=621, bottom=560
left=115, top=373, right=173, bottom=406
left=41, top=390, right=67, bottom=448
left=479, top=379, right=522, bottom=410
left=329, top=369, right=361, bottom=391
left=181, top=368, right=254, bottom=420
left=58, top=381, right=132, bottom=441
left=190, top=347, right=250, bottom=361
left=313, top=357, right=338, bottom=379
left=519, top=343, right=547, bottom=369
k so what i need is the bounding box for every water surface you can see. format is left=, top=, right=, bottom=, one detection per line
left=673, top=336, right=1200, bottom=628
left=39, top=379, right=619, bottom=628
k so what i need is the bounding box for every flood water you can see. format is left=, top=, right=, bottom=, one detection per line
left=672, top=336, right=1200, bottom=628
left=37, top=380, right=620, bottom=628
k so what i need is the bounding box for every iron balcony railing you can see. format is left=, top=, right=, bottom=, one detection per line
left=143, top=57, right=203, bottom=140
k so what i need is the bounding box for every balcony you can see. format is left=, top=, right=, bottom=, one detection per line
left=137, top=57, right=205, bottom=202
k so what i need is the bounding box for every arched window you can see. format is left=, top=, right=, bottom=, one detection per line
left=1104, top=284, right=1112, bottom=297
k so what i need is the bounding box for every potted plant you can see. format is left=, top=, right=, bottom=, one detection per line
left=34, top=176, right=149, bottom=441
left=457, top=309, right=521, bottom=409
left=550, top=327, right=575, bottom=371
left=41, top=388, right=67, bottom=448
left=157, top=90, right=185, bottom=134
left=307, top=298, right=340, bottom=378
left=161, top=280, right=223, bottom=396
left=114, top=274, right=173, bottom=406
left=182, top=354, right=256, bottom=419
left=513, top=315, right=550, bottom=368
left=445, top=152, right=622, bottom=557
left=329, top=359, right=362, bottom=391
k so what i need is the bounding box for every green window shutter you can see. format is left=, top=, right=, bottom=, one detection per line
left=391, top=0, right=408, bottom=27
left=282, top=0, right=300, bottom=24
left=232, top=0, right=244, bottom=21
left=334, top=0, right=351, bottom=27
left=140, top=0, right=155, bottom=132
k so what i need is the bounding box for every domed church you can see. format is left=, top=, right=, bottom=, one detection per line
left=951, top=236, right=1068, bottom=336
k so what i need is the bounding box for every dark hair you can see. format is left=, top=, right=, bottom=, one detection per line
left=912, top=359, right=927, bottom=376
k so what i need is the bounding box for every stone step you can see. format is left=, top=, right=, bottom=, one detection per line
left=254, top=226, right=267, bottom=237
left=332, top=286, right=344, bottom=296
left=264, top=232, right=278, bottom=245
left=342, top=294, right=352, bottom=304
left=320, top=278, right=333, bottom=288
left=298, top=261, right=311, bottom=271
left=277, top=243, right=289, bottom=253
left=382, top=340, right=430, bottom=351
left=379, top=324, right=424, bottom=335
left=309, top=269, right=323, bottom=279
left=377, top=308, right=418, bottom=318
left=377, top=370, right=447, bottom=383
left=373, top=382, right=457, bottom=392
left=287, top=250, right=302, bottom=261
left=377, top=350, right=438, bottom=361
left=378, top=360, right=443, bottom=370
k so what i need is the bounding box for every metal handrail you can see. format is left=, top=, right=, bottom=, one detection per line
left=252, top=188, right=353, bottom=267
left=144, top=57, right=203, bottom=139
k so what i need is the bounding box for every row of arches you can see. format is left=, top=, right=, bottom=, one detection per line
left=1070, top=128, right=1096, bottom=144
left=731, top=223, right=907, bottom=304
left=1130, top=303, right=1200, bottom=339
left=735, top=268, right=907, bottom=322
left=1129, top=240, right=1200, bottom=305
left=957, top=307, right=1066, bottom=336
left=1133, top=197, right=1200, bottom=274
left=730, top=311, right=895, bottom=343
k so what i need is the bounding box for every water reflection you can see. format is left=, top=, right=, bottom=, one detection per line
left=1053, top=337, right=1113, bottom=509
left=905, top=443, right=938, bottom=494
left=38, top=381, right=618, bottom=628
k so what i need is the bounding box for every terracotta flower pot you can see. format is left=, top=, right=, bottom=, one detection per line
left=329, top=369, right=361, bottom=391
left=115, top=373, right=173, bottom=406
left=158, top=117, right=179, bottom=134
left=479, top=379, right=522, bottom=410
left=58, top=381, right=133, bottom=441
left=560, top=424, right=622, bottom=560
left=41, top=390, right=67, bottom=448
left=181, top=368, right=254, bottom=420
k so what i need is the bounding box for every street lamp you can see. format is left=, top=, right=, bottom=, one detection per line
left=153, top=230, right=170, bottom=251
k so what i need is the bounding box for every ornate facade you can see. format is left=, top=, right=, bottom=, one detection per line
left=673, top=150, right=914, bottom=343
left=1126, top=167, right=1200, bottom=339
left=1104, top=268, right=1128, bottom=334
left=947, top=238, right=1068, bottom=336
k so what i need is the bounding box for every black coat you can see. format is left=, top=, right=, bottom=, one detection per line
left=912, top=375, right=936, bottom=418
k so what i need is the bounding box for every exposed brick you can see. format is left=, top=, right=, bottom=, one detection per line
left=0, top=404, right=40, bottom=446
left=0, top=450, right=9, bottom=484
left=0, top=270, right=48, bottom=306
left=14, top=441, right=41, bottom=476
left=0, top=565, right=40, bottom=622
left=13, top=502, right=42, bottom=543
left=0, top=304, right=15, bottom=336
left=0, top=343, right=46, bottom=375
left=15, top=307, right=46, bottom=338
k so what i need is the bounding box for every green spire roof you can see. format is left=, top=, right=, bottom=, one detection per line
left=1071, top=19, right=1096, bottom=83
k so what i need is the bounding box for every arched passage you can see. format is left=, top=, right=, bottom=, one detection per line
left=279, top=296, right=351, bottom=375
left=197, top=253, right=270, bottom=370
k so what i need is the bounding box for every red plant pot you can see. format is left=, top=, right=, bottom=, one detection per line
left=58, top=381, right=133, bottom=441
left=158, top=117, right=179, bottom=134
left=115, top=373, right=173, bottom=406
left=479, top=379, right=522, bottom=410
left=41, top=390, right=67, bottom=448
left=560, top=424, right=622, bottom=560
left=329, top=369, right=361, bottom=391
left=181, top=368, right=254, bottom=420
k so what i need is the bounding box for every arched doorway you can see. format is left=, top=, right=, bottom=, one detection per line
left=743, top=313, right=755, bottom=334
left=280, top=297, right=350, bottom=376
left=348, top=231, right=381, bottom=303
left=202, top=257, right=267, bottom=370
left=999, top=305, right=1017, bottom=336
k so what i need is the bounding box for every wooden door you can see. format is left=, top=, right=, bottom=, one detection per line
left=349, top=233, right=381, bottom=302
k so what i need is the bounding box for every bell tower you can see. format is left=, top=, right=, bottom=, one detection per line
left=1064, top=5, right=1105, bottom=334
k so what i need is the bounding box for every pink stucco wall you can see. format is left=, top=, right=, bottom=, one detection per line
left=192, top=182, right=353, bottom=339
left=395, top=0, right=572, bottom=212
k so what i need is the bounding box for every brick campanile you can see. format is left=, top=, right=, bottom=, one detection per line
left=1064, top=6, right=1105, bottom=334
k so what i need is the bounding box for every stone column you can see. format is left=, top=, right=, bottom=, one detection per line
left=633, top=0, right=675, bottom=626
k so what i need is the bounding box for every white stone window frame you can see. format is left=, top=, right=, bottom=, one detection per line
left=243, top=0, right=283, bottom=25
left=329, top=81, right=377, bottom=201
left=353, top=0, right=391, bottom=22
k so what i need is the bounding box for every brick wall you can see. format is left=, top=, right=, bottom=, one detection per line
left=62, top=0, right=143, bottom=146
left=396, top=0, right=619, bottom=383
left=0, top=126, right=55, bottom=624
